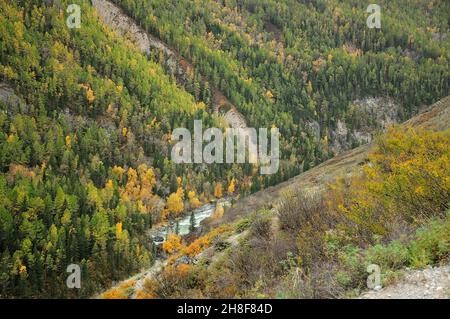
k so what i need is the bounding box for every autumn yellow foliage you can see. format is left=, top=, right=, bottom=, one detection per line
left=214, top=182, right=223, bottom=198
left=227, top=178, right=236, bottom=195
left=86, top=88, right=95, bottom=104
left=112, top=165, right=125, bottom=181
left=119, top=165, right=159, bottom=214
left=330, top=127, right=450, bottom=240
left=116, top=222, right=123, bottom=239
left=119, top=279, right=136, bottom=290
left=7, top=134, right=15, bottom=143
left=100, top=288, right=129, bottom=299
left=160, top=208, right=170, bottom=221
left=168, top=224, right=232, bottom=264
left=176, top=263, right=194, bottom=275
left=188, top=190, right=202, bottom=209
left=183, top=236, right=210, bottom=257
left=79, top=84, right=96, bottom=104
left=65, top=135, right=72, bottom=149
left=167, top=189, right=184, bottom=215
left=135, top=289, right=156, bottom=299
left=19, top=264, right=27, bottom=274
left=163, top=233, right=183, bottom=254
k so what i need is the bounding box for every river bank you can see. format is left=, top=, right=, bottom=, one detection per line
left=96, top=198, right=231, bottom=298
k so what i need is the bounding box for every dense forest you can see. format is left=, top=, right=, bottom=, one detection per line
left=114, top=0, right=449, bottom=167
left=0, top=0, right=448, bottom=298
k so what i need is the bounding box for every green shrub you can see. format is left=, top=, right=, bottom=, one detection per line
left=366, top=240, right=410, bottom=270
left=336, top=245, right=366, bottom=289
left=336, top=271, right=352, bottom=288
left=408, top=212, right=449, bottom=268
left=234, top=218, right=251, bottom=233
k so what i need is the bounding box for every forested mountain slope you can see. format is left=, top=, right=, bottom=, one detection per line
left=112, top=0, right=449, bottom=177
left=0, top=0, right=448, bottom=298
left=0, top=0, right=224, bottom=297
left=91, top=0, right=253, bottom=140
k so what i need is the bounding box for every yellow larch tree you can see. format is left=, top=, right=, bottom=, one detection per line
left=188, top=190, right=201, bottom=209
left=227, top=178, right=236, bottom=195
left=65, top=135, right=72, bottom=149
left=163, top=234, right=183, bottom=254
left=116, top=222, right=123, bottom=240
left=86, top=87, right=95, bottom=104
left=214, top=182, right=223, bottom=198
left=167, top=191, right=184, bottom=215
left=112, top=165, right=125, bottom=181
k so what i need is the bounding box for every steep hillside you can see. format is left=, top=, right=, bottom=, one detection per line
left=100, top=96, right=449, bottom=299
left=0, top=0, right=229, bottom=298
left=90, top=0, right=256, bottom=149
left=110, top=0, right=450, bottom=187
left=0, top=0, right=449, bottom=299
left=207, top=96, right=450, bottom=228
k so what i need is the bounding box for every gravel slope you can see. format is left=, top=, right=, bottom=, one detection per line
left=360, top=265, right=450, bottom=299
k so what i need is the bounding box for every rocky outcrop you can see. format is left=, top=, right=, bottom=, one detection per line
left=330, top=96, right=401, bottom=154
left=0, top=82, right=28, bottom=114
left=91, top=0, right=178, bottom=74
left=0, top=82, right=20, bottom=106
left=91, top=0, right=174, bottom=57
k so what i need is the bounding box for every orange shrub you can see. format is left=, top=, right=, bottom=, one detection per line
left=183, top=236, right=210, bottom=257
left=177, top=263, right=194, bottom=275
left=119, top=279, right=136, bottom=290
left=163, top=233, right=184, bottom=254
left=100, top=288, right=128, bottom=299
left=135, top=289, right=156, bottom=299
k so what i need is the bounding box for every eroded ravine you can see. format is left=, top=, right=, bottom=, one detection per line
left=91, top=0, right=249, bottom=132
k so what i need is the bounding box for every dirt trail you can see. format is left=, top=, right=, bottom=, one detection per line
left=130, top=259, right=166, bottom=298
left=360, top=265, right=450, bottom=299
left=91, top=0, right=249, bottom=131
